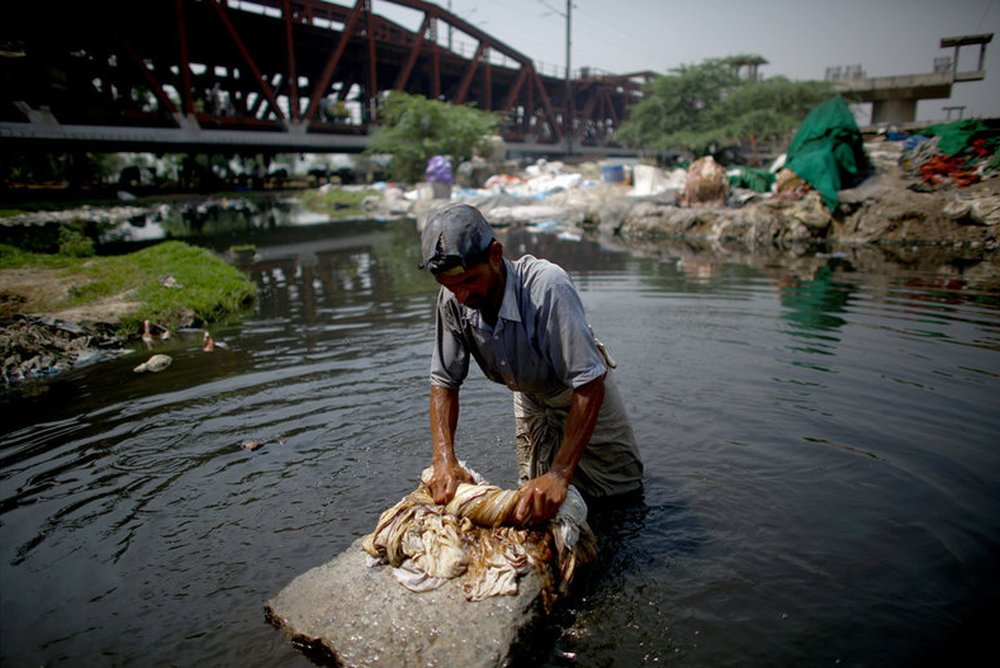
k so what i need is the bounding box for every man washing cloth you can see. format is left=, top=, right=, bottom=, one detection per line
left=421, top=203, right=643, bottom=525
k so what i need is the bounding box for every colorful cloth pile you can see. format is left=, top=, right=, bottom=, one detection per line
left=900, top=120, right=1000, bottom=189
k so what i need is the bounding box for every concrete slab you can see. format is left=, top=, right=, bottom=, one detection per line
left=265, top=538, right=544, bottom=667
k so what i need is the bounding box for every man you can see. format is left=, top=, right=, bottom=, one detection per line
left=420, top=203, right=643, bottom=525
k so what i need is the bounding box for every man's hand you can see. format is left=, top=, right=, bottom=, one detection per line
left=428, top=460, right=475, bottom=505
left=514, top=471, right=569, bottom=525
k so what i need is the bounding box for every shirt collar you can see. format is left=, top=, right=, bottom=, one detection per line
left=497, top=258, right=521, bottom=323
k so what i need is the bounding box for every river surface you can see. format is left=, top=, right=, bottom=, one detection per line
left=2, top=215, right=999, bottom=667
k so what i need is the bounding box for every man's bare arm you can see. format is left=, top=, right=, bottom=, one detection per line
left=428, top=384, right=474, bottom=503
left=514, top=374, right=605, bottom=524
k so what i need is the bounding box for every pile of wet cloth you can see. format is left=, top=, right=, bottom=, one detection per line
left=362, top=466, right=596, bottom=604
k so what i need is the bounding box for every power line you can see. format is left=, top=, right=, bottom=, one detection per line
left=978, top=0, right=995, bottom=30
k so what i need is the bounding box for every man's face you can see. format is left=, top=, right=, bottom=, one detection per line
left=433, top=246, right=503, bottom=312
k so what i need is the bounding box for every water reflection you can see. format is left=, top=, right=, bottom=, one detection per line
left=776, top=261, right=854, bottom=335
left=95, top=195, right=361, bottom=246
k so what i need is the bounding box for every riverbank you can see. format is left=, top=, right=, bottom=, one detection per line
left=1, top=241, right=256, bottom=386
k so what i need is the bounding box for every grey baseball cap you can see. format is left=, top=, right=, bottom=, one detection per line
left=419, top=203, right=495, bottom=275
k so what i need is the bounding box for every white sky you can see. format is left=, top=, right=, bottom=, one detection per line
left=376, top=0, right=1000, bottom=122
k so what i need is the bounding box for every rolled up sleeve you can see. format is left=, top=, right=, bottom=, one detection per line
left=429, top=289, right=470, bottom=389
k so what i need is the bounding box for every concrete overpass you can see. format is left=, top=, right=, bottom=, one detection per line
left=831, top=33, right=992, bottom=126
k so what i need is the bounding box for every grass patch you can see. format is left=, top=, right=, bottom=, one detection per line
left=0, top=244, right=79, bottom=270
left=297, top=187, right=380, bottom=218
left=1, top=240, right=257, bottom=334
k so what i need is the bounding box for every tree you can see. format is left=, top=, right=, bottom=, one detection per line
left=365, top=92, right=501, bottom=182
left=615, top=56, right=834, bottom=158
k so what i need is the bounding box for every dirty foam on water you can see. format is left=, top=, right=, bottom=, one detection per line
left=2, top=219, right=999, bottom=666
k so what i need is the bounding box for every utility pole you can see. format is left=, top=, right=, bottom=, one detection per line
left=564, top=0, right=572, bottom=155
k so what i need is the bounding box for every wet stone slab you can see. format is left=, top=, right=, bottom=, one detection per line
left=265, top=538, right=544, bottom=667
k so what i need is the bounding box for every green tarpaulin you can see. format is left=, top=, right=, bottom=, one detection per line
left=785, top=97, right=870, bottom=211
left=728, top=166, right=776, bottom=193
left=922, top=119, right=990, bottom=156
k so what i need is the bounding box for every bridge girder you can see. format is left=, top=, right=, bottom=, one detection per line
left=0, top=0, right=648, bottom=153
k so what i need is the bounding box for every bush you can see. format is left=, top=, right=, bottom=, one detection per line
left=57, top=226, right=95, bottom=258
left=366, top=92, right=501, bottom=182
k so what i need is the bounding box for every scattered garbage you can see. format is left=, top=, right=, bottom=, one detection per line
left=160, top=274, right=182, bottom=289
left=141, top=320, right=171, bottom=343
left=600, top=164, right=625, bottom=183
left=1, top=314, right=128, bottom=386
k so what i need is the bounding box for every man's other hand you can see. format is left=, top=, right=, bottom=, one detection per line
left=514, top=471, right=569, bottom=525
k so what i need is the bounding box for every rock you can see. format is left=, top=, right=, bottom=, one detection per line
left=265, top=537, right=544, bottom=668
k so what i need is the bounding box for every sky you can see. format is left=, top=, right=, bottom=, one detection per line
left=376, top=0, right=1000, bottom=122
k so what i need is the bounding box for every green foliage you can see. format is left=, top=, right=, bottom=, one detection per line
left=298, top=187, right=380, bottom=218
left=615, top=57, right=835, bottom=157
left=57, top=226, right=95, bottom=258
left=366, top=92, right=501, bottom=182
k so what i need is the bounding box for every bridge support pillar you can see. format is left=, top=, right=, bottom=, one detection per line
left=871, top=98, right=918, bottom=126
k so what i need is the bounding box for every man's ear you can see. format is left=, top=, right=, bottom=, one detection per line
left=488, top=240, right=504, bottom=263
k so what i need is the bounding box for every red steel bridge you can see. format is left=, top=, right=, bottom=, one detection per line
left=0, top=0, right=651, bottom=156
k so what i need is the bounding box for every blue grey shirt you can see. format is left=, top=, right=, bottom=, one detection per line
left=430, top=255, right=607, bottom=397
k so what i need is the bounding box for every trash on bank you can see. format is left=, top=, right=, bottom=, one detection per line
left=141, top=319, right=171, bottom=343
left=1, top=315, right=129, bottom=386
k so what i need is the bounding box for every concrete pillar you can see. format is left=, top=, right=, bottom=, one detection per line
left=872, top=98, right=918, bottom=125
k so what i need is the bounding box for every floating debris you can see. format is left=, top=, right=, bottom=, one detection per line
left=133, top=354, right=172, bottom=373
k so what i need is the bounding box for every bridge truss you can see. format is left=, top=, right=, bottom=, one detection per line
left=1, top=0, right=651, bottom=154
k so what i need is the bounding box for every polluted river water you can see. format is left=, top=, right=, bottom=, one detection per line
left=1, top=205, right=999, bottom=666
